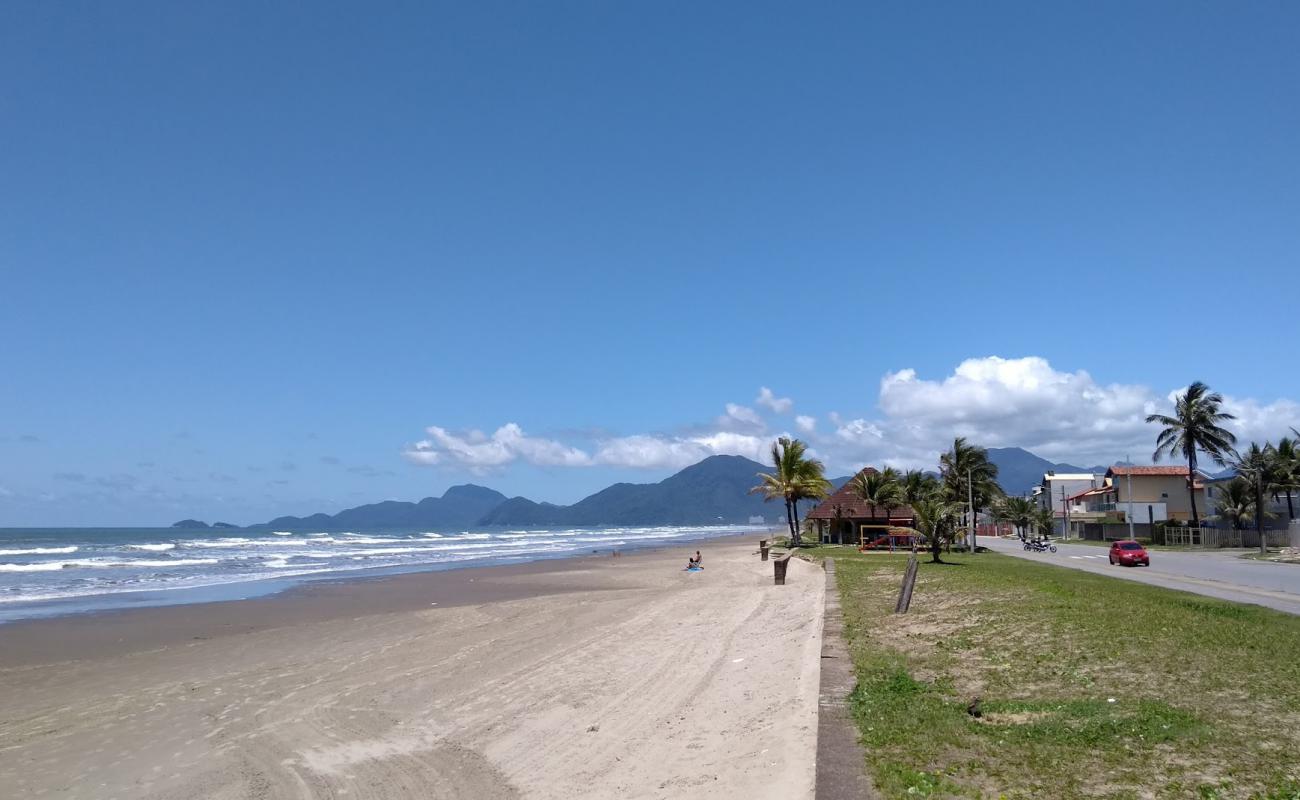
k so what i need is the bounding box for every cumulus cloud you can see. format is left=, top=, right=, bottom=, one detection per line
left=718, top=403, right=765, bottom=432
left=814, top=356, right=1300, bottom=470
left=756, top=387, right=793, bottom=414
left=591, top=432, right=768, bottom=470
left=402, top=366, right=1300, bottom=478
left=871, top=357, right=1157, bottom=465
left=405, top=424, right=594, bottom=472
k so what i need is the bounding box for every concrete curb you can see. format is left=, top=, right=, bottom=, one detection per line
left=814, top=558, right=876, bottom=798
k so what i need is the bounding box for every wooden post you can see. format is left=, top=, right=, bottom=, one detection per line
left=774, top=552, right=792, bottom=585
left=894, top=552, right=919, bottom=613
left=759, top=539, right=769, bottom=561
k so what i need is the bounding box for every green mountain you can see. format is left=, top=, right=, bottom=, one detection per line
left=479, top=455, right=779, bottom=526
left=257, top=484, right=509, bottom=530
left=230, top=448, right=1111, bottom=530
left=986, top=447, right=1107, bottom=496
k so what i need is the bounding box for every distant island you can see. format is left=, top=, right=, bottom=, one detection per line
left=178, top=447, right=1106, bottom=530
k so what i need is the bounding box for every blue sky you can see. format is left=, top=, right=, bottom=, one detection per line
left=2, top=2, right=1298, bottom=526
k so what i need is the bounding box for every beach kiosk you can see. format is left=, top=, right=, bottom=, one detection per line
left=804, top=467, right=918, bottom=548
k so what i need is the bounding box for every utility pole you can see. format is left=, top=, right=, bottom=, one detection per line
left=1126, top=457, right=1136, bottom=540
left=968, top=467, right=976, bottom=551
left=1060, top=485, right=1068, bottom=540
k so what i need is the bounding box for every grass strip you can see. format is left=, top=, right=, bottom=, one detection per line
left=833, top=551, right=1300, bottom=799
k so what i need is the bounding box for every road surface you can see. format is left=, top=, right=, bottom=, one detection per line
left=980, top=536, right=1300, bottom=615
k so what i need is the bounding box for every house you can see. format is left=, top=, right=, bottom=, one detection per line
left=805, top=468, right=916, bottom=546
left=1068, top=465, right=1210, bottom=539
left=1032, top=471, right=1103, bottom=535
left=1104, top=465, right=1208, bottom=523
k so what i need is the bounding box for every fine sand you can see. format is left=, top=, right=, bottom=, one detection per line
left=0, top=537, right=825, bottom=799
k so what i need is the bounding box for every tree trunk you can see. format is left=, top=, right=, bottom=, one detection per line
left=785, top=496, right=795, bottom=548
left=1256, top=478, right=1267, bottom=555
left=1188, top=454, right=1200, bottom=526
left=930, top=535, right=944, bottom=564
left=1287, top=492, right=1295, bottom=522
left=785, top=499, right=797, bottom=544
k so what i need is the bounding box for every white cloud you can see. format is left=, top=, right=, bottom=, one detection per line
left=594, top=432, right=768, bottom=470
left=404, top=424, right=593, bottom=473
left=719, top=403, right=765, bottom=431
left=404, top=423, right=768, bottom=473
left=1220, top=396, right=1300, bottom=450
left=404, top=357, right=1300, bottom=479
left=756, top=387, right=793, bottom=414
left=814, top=356, right=1300, bottom=471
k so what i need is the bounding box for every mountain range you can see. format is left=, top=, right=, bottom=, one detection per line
left=229, top=447, right=1115, bottom=530
left=985, top=448, right=1106, bottom=495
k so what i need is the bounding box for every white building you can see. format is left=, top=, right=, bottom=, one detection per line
left=1033, top=471, right=1104, bottom=535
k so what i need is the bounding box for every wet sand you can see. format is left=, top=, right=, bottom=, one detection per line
left=0, top=536, right=824, bottom=799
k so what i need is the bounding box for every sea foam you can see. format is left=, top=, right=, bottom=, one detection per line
left=0, top=546, right=79, bottom=556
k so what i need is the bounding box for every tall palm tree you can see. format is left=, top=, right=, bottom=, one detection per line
left=851, top=468, right=903, bottom=526
left=1270, top=437, right=1298, bottom=521
left=1146, top=381, right=1237, bottom=526
left=750, top=437, right=831, bottom=546
left=1233, top=442, right=1277, bottom=554
left=939, top=437, right=1002, bottom=548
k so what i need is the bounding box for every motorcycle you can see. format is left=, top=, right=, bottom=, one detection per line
left=1023, top=538, right=1057, bottom=553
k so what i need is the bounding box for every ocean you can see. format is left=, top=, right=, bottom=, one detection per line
left=0, top=524, right=766, bottom=622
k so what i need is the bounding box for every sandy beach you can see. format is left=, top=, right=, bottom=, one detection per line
left=0, top=536, right=825, bottom=799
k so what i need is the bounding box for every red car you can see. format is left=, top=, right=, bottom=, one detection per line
left=1109, top=540, right=1150, bottom=567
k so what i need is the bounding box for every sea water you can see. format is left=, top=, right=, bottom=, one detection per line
left=0, top=524, right=758, bottom=622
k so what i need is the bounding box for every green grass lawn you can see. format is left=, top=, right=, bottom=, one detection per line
left=831, top=551, right=1300, bottom=799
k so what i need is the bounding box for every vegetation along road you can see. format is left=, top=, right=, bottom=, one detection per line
left=980, top=536, right=1300, bottom=615
left=832, top=550, right=1300, bottom=799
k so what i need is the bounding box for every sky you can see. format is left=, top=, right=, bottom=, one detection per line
left=2, top=2, right=1298, bottom=526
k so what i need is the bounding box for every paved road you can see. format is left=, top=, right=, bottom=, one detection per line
left=980, top=536, right=1300, bottom=615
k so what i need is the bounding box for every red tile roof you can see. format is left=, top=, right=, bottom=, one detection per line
left=1107, top=466, right=1192, bottom=477
left=1068, top=486, right=1109, bottom=502
left=805, top=467, right=916, bottom=521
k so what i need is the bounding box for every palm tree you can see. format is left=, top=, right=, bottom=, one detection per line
left=912, top=494, right=961, bottom=564
left=852, top=468, right=903, bottom=527
left=1270, top=437, right=1298, bottom=521
left=1033, top=505, right=1056, bottom=539
left=901, top=469, right=939, bottom=506
left=939, top=438, right=1002, bottom=548
left=750, top=437, right=831, bottom=546
left=1233, top=442, right=1277, bottom=554
left=1146, top=381, right=1237, bottom=526
left=1210, top=476, right=1257, bottom=531
left=993, top=496, right=1036, bottom=539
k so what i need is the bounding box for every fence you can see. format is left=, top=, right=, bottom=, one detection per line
left=1164, top=526, right=1291, bottom=549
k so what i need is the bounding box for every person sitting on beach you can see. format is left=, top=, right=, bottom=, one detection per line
left=692, top=550, right=702, bottom=568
